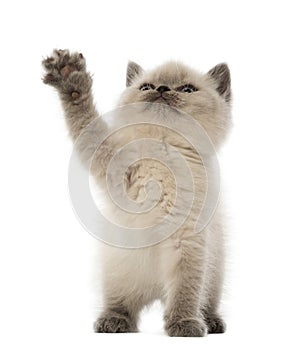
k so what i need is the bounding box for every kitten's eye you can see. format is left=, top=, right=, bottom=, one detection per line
left=178, top=84, right=198, bottom=93
left=139, top=83, right=155, bottom=91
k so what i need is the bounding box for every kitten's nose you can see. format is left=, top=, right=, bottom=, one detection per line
left=156, top=85, right=170, bottom=93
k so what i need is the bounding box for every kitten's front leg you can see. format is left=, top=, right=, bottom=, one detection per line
left=42, top=49, right=98, bottom=140
left=163, top=237, right=208, bottom=337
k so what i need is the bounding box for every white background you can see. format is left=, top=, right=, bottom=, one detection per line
left=1, top=0, right=289, bottom=349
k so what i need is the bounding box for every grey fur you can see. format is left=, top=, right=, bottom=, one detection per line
left=42, top=50, right=232, bottom=337
left=94, top=308, right=138, bottom=333
left=165, top=318, right=207, bottom=337
left=204, top=312, right=226, bottom=334
left=207, top=63, right=231, bottom=102
left=42, top=49, right=97, bottom=140
left=126, top=61, right=144, bottom=87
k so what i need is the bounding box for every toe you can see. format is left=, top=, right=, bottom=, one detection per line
left=206, top=316, right=226, bottom=334
left=94, top=316, right=134, bottom=333
left=166, top=318, right=207, bottom=337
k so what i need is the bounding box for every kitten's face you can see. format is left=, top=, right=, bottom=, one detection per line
left=119, top=61, right=232, bottom=148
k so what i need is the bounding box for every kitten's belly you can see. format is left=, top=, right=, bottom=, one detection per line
left=100, top=231, right=206, bottom=308
left=101, top=243, right=165, bottom=300
left=97, top=151, right=209, bottom=296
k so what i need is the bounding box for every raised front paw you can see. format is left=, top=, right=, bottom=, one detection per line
left=165, top=318, right=207, bottom=337
left=42, top=49, right=86, bottom=85
left=42, top=49, right=92, bottom=100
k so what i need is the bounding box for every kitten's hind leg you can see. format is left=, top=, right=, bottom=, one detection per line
left=94, top=245, right=162, bottom=333
left=94, top=305, right=138, bottom=333
left=202, top=232, right=226, bottom=334
left=94, top=292, right=150, bottom=333
left=202, top=279, right=226, bottom=333
left=201, top=275, right=226, bottom=333
left=203, top=311, right=226, bottom=334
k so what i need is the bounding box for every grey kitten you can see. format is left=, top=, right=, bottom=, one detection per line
left=42, top=49, right=231, bottom=337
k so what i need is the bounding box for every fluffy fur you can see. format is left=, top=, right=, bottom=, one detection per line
left=42, top=49, right=232, bottom=337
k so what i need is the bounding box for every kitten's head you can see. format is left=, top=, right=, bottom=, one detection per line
left=119, top=61, right=232, bottom=148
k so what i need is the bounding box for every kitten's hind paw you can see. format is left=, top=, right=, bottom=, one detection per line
left=94, top=311, right=137, bottom=333
left=205, top=314, right=226, bottom=334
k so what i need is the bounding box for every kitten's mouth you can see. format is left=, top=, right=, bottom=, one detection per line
left=153, top=95, right=178, bottom=107
left=155, top=96, right=167, bottom=101
left=144, top=93, right=181, bottom=107
left=152, top=94, right=171, bottom=103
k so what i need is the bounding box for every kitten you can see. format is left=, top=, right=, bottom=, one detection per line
left=42, top=49, right=231, bottom=337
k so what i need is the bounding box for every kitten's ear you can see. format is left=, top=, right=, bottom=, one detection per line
left=207, top=63, right=231, bottom=102
left=126, top=61, right=144, bottom=87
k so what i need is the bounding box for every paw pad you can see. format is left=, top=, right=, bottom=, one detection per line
left=42, top=49, right=87, bottom=88
left=71, top=91, right=80, bottom=99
